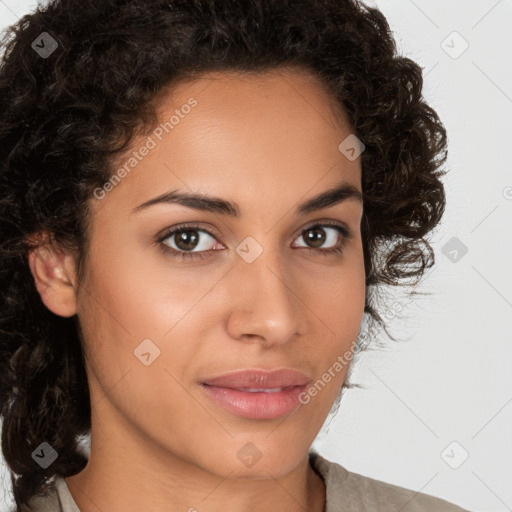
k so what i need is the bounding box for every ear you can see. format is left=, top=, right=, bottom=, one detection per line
left=27, top=236, right=79, bottom=318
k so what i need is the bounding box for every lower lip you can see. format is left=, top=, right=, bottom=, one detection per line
left=200, top=384, right=307, bottom=420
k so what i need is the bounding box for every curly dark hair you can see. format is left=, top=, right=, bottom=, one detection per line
left=0, top=0, right=448, bottom=508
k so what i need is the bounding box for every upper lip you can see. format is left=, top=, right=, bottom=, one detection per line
left=201, top=368, right=310, bottom=389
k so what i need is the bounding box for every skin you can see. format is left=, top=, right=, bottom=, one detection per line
left=28, top=67, right=366, bottom=512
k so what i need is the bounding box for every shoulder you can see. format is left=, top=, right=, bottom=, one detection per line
left=22, top=476, right=74, bottom=512
left=21, top=482, right=60, bottom=512
left=309, top=451, right=470, bottom=512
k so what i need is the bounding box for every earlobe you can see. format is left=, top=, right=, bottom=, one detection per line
left=27, top=242, right=78, bottom=318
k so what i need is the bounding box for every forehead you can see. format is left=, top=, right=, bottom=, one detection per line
left=155, top=66, right=350, bottom=130
left=143, top=67, right=357, bottom=182
left=91, top=66, right=361, bottom=223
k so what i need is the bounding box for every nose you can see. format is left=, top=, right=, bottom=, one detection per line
left=225, top=249, right=302, bottom=347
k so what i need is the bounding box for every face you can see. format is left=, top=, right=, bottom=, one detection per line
left=73, top=68, right=366, bottom=479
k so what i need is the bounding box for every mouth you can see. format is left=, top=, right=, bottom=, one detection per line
left=200, top=368, right=310, bottom=420
left=228, top=386, right=295, bottom=393
left=200, top=383, right=308, bottom=420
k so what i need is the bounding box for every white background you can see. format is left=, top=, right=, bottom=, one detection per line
left=0, top=1, right=511, bottom=511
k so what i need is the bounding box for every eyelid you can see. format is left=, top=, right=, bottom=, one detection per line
left=156, top=222, right=220, bottom=242
left=157, top=219, right=351, bottom=244
left=295, top=219, right=351, bottom=239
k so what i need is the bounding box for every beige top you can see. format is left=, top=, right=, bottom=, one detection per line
left=23, top=451, right=469, bottom=511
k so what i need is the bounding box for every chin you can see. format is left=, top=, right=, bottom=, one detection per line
left=205, top=441, right=311, bottom=481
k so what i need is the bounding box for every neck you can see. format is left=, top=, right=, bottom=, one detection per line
left=65, top=404, right=326, bottom=512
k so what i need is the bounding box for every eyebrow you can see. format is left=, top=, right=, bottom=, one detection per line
left=131, top=180, right=362, bottom=217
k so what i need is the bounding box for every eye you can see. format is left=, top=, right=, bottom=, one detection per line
left=157, top=224, right=222, bottom=261
left=292, top=223, right=349, bottom=255
left=156, top=221, right=350, bottom=261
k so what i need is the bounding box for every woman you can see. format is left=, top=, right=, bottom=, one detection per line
left=0, top=0, right=467, bottom=510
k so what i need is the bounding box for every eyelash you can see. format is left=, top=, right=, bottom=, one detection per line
left=156, top=221, right=351, bottom=262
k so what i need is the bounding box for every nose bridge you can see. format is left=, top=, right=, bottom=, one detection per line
left=226, top=239, right=300, bottom=344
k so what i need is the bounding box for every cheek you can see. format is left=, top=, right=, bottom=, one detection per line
left=75, top=235, right=227, bottom=390
left=303, top=248, right=366, bottom=336
left=80, top=227, right=219, bottom=339
left=301, top=251, right=366, bottom=393
left=75, top=254, right=206, bottom=435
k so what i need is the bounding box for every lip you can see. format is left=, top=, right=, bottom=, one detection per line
left=202, top=368, right=310, bottom=388
left=200, top=368, right=310, bottom=420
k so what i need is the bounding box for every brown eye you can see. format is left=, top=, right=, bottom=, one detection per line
left=160, top=226, right=219, bottom=254
left=294, top=224, right=344, bottom=250
left=302, top=226, right=327, bottom=248
left=173, top=229, right=201, bottom=251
